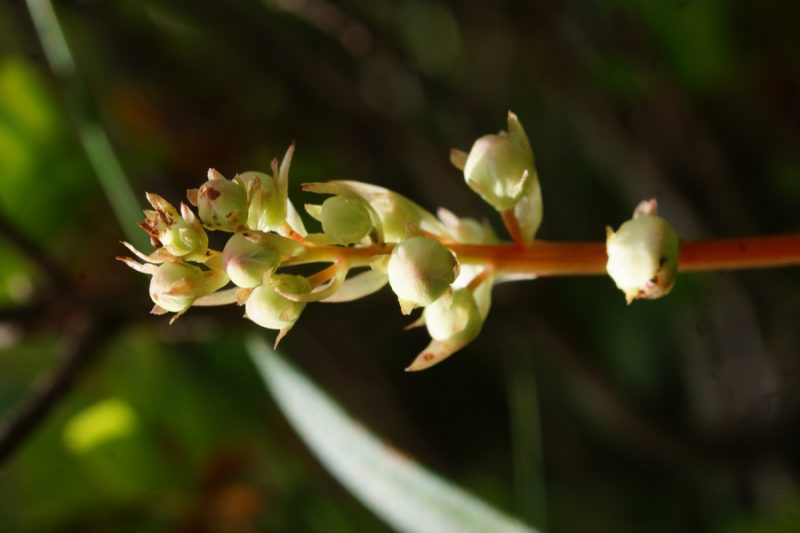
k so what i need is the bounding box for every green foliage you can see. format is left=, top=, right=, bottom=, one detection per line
left=0, top=58, right=94, bottom=243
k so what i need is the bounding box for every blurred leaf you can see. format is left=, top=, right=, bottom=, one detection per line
left=0, top=241, right=36, bottom=306
left=26, top=0, right=144, bottom=246
left=63, top=397, right=137, bottom=454
left=613, top=0, right=733, bottom=90
left=0, top=57, right=95, bottom=243
left=248, top=336, right=536, bottom=533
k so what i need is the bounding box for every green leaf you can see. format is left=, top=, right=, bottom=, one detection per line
left=247, top=336, right=537, bottom=533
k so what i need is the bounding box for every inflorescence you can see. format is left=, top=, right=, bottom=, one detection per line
left=118, top=112, right=680, bottom=371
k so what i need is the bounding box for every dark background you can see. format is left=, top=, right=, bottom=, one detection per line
left=1, top=0, right=800, bottom=531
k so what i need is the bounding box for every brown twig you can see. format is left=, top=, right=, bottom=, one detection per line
left=0, top=316, right=118, bottom=465
left=0, top=212, right=70, bottom=294
left=0, top=211, right=118, bottom=466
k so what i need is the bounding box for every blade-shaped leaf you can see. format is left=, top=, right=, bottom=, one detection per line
left=247, top=336, right=537, bottom=533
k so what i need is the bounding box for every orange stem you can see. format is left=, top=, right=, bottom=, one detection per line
left=501, top=210, right=525, bottom=246
left=282, top=234, right=800, bottom=277
left=678, top=235, right=800, bottom=272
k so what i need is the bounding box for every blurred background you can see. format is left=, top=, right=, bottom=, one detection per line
left=1, top=0, right=800, bottom=531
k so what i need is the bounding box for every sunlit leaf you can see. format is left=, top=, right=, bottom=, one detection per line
left=63, top=398, right=137, bottom=454
left=248, top=336, right=537, bottom=533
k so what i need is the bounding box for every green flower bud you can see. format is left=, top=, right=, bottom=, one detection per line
left=195, top=170, right=248, bottom=230
left=405, top=286, right=489, bottom=372
left=140, top=194, right=208, bottom=259
left=461, top=112, right=538, bottom=212
left=304, top=181, right=447, bottom=243
left=245, top=274, right=311, bottom=330
left=388, top=237, right=458, bottom=313
left=149, top=261, right=229, bottom=313
left=320, top=195, right=373, bottom=244
left=236, top=171, right=283, bottom=232
left=606, top=201, right=680, bottom=304
left=236, top=144, right=294, bottom=233
left=222, top=233, right=281, bottom=288
left=424, top=288, right=482, bottom=342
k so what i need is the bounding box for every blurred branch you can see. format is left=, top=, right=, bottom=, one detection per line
left=0, top=315, right=118, bottom=465
left=0, top=207, right=121, bottom=466
left=26, top=0, right=144, bottom=247
left=0, top=210, right=70, bottom=294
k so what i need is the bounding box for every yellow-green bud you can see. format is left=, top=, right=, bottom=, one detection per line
left=606, top=203, right=680, bottom=304
left=462, top=112, right=537, bottom=212
left=320, top=196, right=372, bottom=244
left=424, top=288, right=482, bottom=343
left=236, top=171, right=284, bottom=232
left=388, top=237, right=458, bottom=313
left=236, top=144, right=294, bottom=233
left=196, top=171, right=248, bottom=230
left=149, top=261, right=229, bottom=313
left=245, top=274, right=311, bottom=330
left=222, top=233, right=281, bottom=288
left=140, top=194, right=208, bottom=259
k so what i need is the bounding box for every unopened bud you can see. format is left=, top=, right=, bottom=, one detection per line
left=304, top=181, right=447, bottom=243
left=424, top=288, right=482, bottom=343
left=196, top=171, right=248, bottom=230
left=236, top=144, right=294, bottom=233
left=149, top=261, right=229, bottom=313
left=222, top=233, right=281, bottom=288
left=140, top=194, right=208, bottom=259
left=388, top=237, right=458, bottom=313
left=461, top=112, right=537, bottom=212
left=606, top=201, right=680, bottom=304
left=245, top=274, right=311, bottom=330
left=236, top=171, right=283, bottom=232
left=320, top=196, right=373, bottom=244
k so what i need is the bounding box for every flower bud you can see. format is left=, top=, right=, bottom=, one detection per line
left=461, top=112, right=537, bottom=212
left=236, top=171, right=284, bottom=232
left=222, top=233, right=281, bottom=288
left=236, top=144, right=294, bottom=233
left=424, top=288, right=482, bottom=343
left=149, top=261, right=229, bottom=313
left=140, top=194, right=208, bottom=259
left=606, top=201, right=680, bottom=304
left=405, top=286, right=488, bottom=372
left=388, top=237, right=458, bottom=313
left=195, top=170, right=248, bottom=230
left=245, top=274, right=311, bottom=330
left=304, top=181, right=447, bottom=243
left=320, top=195, right=373, bottom=244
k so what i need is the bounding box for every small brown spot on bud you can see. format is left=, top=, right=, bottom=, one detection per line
left=207, top=187, right=221, bottom=201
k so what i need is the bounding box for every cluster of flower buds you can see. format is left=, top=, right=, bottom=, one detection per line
left=119, top=133, right=511, bottom=370
left=120, top=112, right=681, bottom=370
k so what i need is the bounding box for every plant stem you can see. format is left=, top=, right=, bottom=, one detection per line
left=281, top=234, right=800, bottom=277
left=678, top=235, right=800, bottom=272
